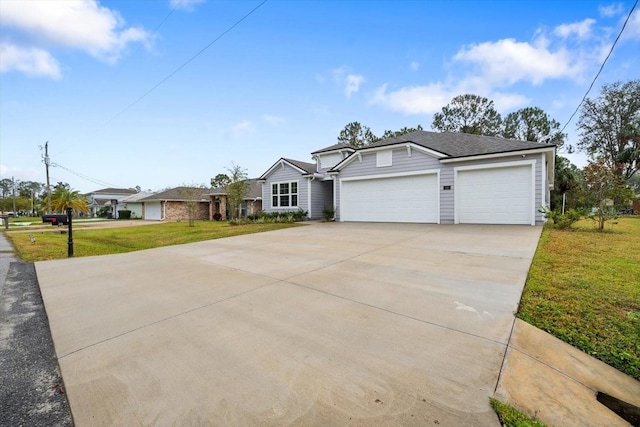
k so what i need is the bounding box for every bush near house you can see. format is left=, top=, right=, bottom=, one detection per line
left=235, top=209, right=308, bottom=225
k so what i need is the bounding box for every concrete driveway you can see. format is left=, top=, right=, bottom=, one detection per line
left=35, top=222, right=542, bottom=426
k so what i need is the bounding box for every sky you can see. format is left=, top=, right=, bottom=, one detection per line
left=1, top=0, right=639, bottom=194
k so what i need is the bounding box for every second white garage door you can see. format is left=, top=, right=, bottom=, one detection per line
left=456, top=164, right=534, bottom=225
left=340, top=173, right=439, bottom=223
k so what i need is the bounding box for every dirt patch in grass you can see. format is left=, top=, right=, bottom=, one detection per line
left=518, top=216, right=640, bottom=380
left=6, top=221, right=302, bottom=262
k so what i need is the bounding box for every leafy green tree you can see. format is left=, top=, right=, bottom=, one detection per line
left=210, top=173, right=230, bottom=189
left=577, top=79, right=640, bottom=181
left=50, top=187, right=89, bottom=214
left=582, top=160, right=634, bottom=230
left=431, top=94, right=502, bottom=136
left=178, top=184, right=208, bottom=227
left=337, top=121, right=379, bottom=147
left=0, top=178, right=12, bottom=199
left=226, top=163, right=248, bottom=220
left=503, top=107, right=565, bottom=147
left=381, top=125, right=424, bottom=139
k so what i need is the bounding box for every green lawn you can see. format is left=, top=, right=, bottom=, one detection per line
left=518, top=216, right=640, bottom=380
left=6, top=221, right=301, bottom=262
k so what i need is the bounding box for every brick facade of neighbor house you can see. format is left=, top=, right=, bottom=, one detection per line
left=164, top=201, right=210, bottom=221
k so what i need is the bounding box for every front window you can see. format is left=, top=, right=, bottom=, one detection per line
left=272, top=181, right=298, bottom=208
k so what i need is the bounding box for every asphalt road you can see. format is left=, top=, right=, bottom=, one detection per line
left=0, top=232, right=73, bottom=426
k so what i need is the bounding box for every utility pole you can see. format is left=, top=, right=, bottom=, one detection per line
left=12, top=176, right=16, bottom=214
left=42, top=141, right=52, bottom=213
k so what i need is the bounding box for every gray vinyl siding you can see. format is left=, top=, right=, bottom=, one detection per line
left=334, top=147, right=546, bottom=225
left=309, top=179, right=333, bottom=219
left=335, top=148, right=441, bottom=221
left=261, top=164, right=308, bottom=214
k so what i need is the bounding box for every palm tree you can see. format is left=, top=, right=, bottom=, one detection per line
left=50, top=187, right=89, bottom=214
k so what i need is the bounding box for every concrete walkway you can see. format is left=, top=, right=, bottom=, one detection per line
left=33, top=222, right=639, bottom=425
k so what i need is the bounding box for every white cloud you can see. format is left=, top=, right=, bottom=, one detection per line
left=599, top=3, right=624, bottom=17
left=369, top=83, right=454, bottom=115
left=231, top=120, right=254, bottom=138
left=0, top=165, right=42, bottom=182
left=262, top=114, right=284, bottom=125
left=0, top=0, right=151, bottom=75
left=622, top=9, right=640, bottom=40
left=491, top=92, right=531, bottom=112
left=453, top=38, right=581, bottom=85
left=345, top=74, right=365, bottom=98
left=554, top=18, right=596, bottom=39
left=170, top=0, right=206, bottom=11
left=0, top=42, right=61, bottom=78
left=329, top=67, right=365, bottom=98
left=410, top=61, right=420, bottom=71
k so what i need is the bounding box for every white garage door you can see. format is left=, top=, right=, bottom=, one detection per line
left=457, top=165, right=533, bottom=225
left=145, top=202, right=162, bottom=220
left=341, top=174, right=438, bottom=223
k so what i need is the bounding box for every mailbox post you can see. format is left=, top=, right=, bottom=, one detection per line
left=67, top=207, right=74, bottom=258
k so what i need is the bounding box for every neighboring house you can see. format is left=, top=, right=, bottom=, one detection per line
left=259, top=131, right=556, bottom=225
left=210, top=179, right=263, bottom=219
left=140, top=187, right=211, bottom=221
left=84, top=188, right=137, bottom=218
left=120, top=191, right=156, bottom=219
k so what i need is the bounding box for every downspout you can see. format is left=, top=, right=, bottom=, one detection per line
left=307, top=176, right=314, bottom=219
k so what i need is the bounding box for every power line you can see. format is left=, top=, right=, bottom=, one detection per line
left=151, top=0, right=184, bottom=35
left=109, top=0, right=268, bottom=123
left=559, top=0, right=638, bottom=135
left=51, top=162, right=122, bottom=189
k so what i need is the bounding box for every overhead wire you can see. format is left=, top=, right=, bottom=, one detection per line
left=559, top=0, right=638, bottom=135
left=44, top=0, right=268, bottom=189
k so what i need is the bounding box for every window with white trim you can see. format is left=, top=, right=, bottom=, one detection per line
left=271, top=181, right=298, bottom=207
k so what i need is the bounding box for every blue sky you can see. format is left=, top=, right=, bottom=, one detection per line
left=1, top=0, right=639, bottom=193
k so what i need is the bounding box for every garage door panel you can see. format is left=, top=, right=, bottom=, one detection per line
left=341, top=174, right=438, bottom=223
left=457, top=166, right=532, bottom=225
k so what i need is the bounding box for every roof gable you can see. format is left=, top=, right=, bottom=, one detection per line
left=311, top=142, right=355, bottom=155
left=259, top=158, right=316, bottom=180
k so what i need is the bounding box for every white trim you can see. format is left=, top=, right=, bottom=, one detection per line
left=440, top=147, right=554, bottom=163
left=340, top=169, right=440, bottom=182
left=270, top=180, right=300, bottom=209
left=331, top=142, right=445, bottom=172
left=307, top=177, right=312, bottom=218
left=260, top=158, right=309, bottom=180
left=454, top=160, right=536, bottom=226
left=339, top=170, right=440, bottom=224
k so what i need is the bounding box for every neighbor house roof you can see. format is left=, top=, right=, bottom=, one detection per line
left=210, top=179, right=262, bottom=200
left=85, top=188, right=137, bottom=196
left=121, top=191, right=157, bottom=202
left=366, top=130, right=556, bottom=158
left=311, top=142, right=355, bottom=155
left=140, top=187, right=211, bottom=202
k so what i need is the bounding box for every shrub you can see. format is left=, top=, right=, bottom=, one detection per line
left=322, top=206, right=335, bottom=222
left=228, top=209, right=308, bottom=226
left=539, top=207, right=582, bottom=229
left=213, top=213, right=222, bottom=221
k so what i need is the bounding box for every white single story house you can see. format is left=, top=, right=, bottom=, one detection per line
left=258, top=131, right=556, bottom=225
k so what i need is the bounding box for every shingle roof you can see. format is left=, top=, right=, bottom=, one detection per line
left=140, top=187, right=211, bottom=202
left=311, top=142, right=355, bottom=155
left=121, top=191, right=156, bottom=202
left=210, top=179, right=262, bottom=200
left=85, top=188, right=137, bottom=196
left=367, top=130, right=555, bottom=158
left=283, top=158, right=316, bottom=174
